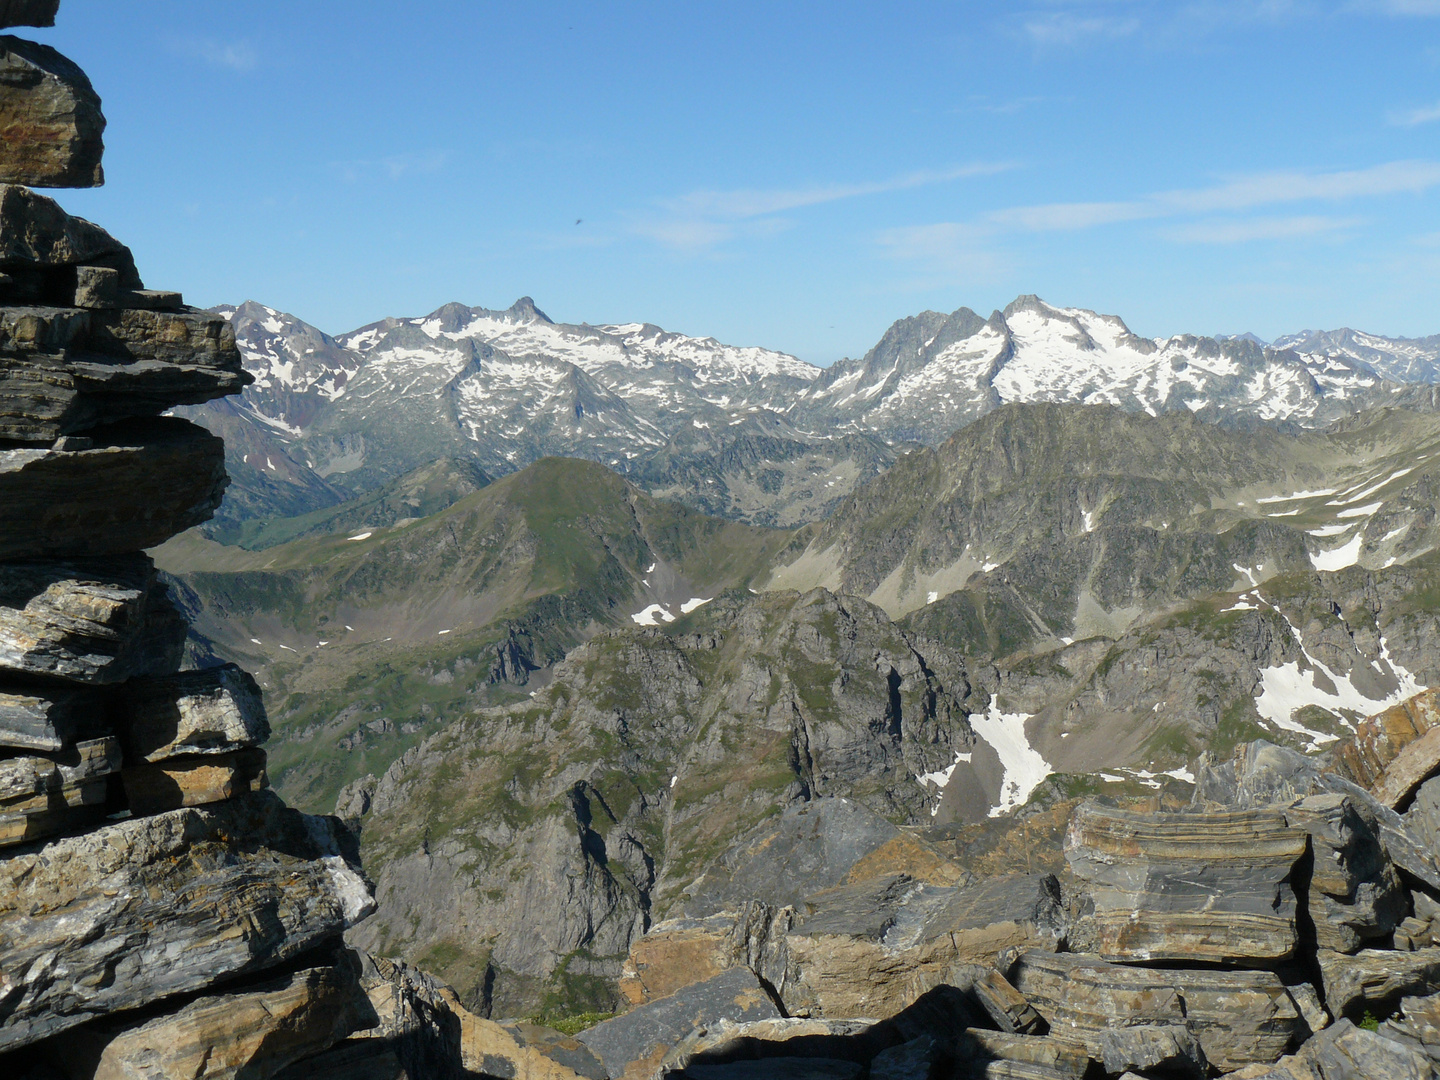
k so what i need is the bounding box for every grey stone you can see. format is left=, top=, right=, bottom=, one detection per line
left=1098, top=1025, right=1208, bottom=1080
left=1405, top=776, right=1440, bottom=862
left=1285, top=794, right=1407, bottom=953
left=1287, top=1019, right=1432, bottom=1080
left=1379, top=993, right=1440, bottom=1067
left=1064, top=802, right=1306, bottom=963
left=1189, top=740, right=1319, bottom=810
left=71, top=262, right=118, bottom=307
left=577, top=967, right=781, bottom=1080
left=0, top=304, right=244, bottom=365
left=120, top=744, right=269, bottom=815
left=684, top=1059, right=864, bottom=1080
left=0, top=682, right=106, bottom=750
left=944, top=963, right=1043, bottom=1034
left=0, top=554, right=186, bottom=683
left=0, top=790, right=374, bottom=1051
left=0, top=418, right=226, bottom=558
left=0, top=735, right=118, bottom=847
left=922, top=873, right=1069, bottom=962
left=0, top=2, right=59, bottom=29
left=0, top=36, right=103, bottom=187
left=1315, top=774, right=1440, bottom=893
left=1371, top=726, right=1440, bottom=810
left=121, top=663, right=269, bottom=762
left=953, top=1030, right=1091, bottom=1079
left=0, top=184, right=137, bottom=295
left=50, top=959, right=375, bottom=1080
left=1007, top=950, right=1303, bottom=1071
left=1289, top=982, right=1332, bottom=1037
left=1317, top=948, right=1440, bottom=1019
left=869, top=1035, right=941, bottom=1080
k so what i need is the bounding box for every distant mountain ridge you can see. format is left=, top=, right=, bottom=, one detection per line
left=183, top=295, right=1440, bottom=537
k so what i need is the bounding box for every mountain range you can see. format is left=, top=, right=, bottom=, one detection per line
left=178, top=295, right=1440, bottom=541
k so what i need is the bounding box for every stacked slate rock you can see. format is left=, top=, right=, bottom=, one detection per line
left=0, top=5, right=381, bottom=1077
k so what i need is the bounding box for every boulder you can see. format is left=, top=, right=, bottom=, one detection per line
left=0, top=184, right=139, bottom=294
left=0, top=554, right=186, bottom=683
left=1405, top=776, right=1440, bottom=860
left=0, top=36, right=104, bottom=187
left=685, top=797, right=970, bottom=917
left=0, top=734, right=119, bottom=846
left=953, top=1030, right=1090, bottom=1078
left=1379, top=993, right=1440, bottom=1068
left=1098, top=1025, right=1208, bottom=1080
left=0, top=305, right=241, bottom=365
left=1007, top=950, right=1303, bottom=1071
left=51, top=959, right=375, bottom=1080
left=122, top=663, right=269, bottom=762
left=576, top=967, right=781, bottom=1080
left=869, top=1034, right=942, bottom=1080
left=940, top=964, right=1043, bottom=1035
left=0, top=682, right=106, bottom=750
left=1331, top=689, right=1440, bottom=792
left=620, top=905, right=782, bottom=1007
left=0, top=2, right=60, bottom=29
left=121, top=745, right=269, bottom=815
left=1063, top=802, right=1305, bottom=963
left=1394, top=916, right=1435, bottom=952
left=1370, top=726, right=1440, bottom=810
left=0, top=790, right=374, bottom=1050
left=1314, top=773, right=1440, bottom=892
left=1284, top=794, right=1406, bottom=953
left=920, top=873, right=1069, bottom=965
left=1276, top=1018, right=1432, bottom=1080
left=1316, top=948, right=1440, bottom=1019
left=660, top=1017, right=885, bottom=1076
left=0, top=417, right=226, bottom=558
left=1190, top=740, right=1320, bottom=810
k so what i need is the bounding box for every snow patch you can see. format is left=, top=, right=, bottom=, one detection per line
left=631, top=604, right=676, bottom=626
left=347, top=532, right=372, bottom=541
left=679, top=597, right=712, bottom=613
left=969, top=704, right=1052, bottom=817
left=1310, top=533, right=1364, bottom=572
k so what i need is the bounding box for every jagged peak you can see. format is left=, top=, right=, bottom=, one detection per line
left=507, top=296, right=553, bottom=324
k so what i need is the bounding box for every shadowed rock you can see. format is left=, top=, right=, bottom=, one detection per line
left=0, top=2, right=60, bottom=29
left=0, top=417, right=226, bottom=558
left=121, top=744, right=269, bottom=814
left=1371, top=726, right=1440, bottom=810
left=0, top=734, right=118, bottom=846
left=0, top=184, right=137, bottom=292
left=1007, top=950, right=1303, bottom=1071
left=0, top=35, right=103, bottom=187
left=121, top=662, right=269, bottom=762
left=1317, top=948, right=1440, bottom=1019
left=0, top=554, right=186, bottom=683
left=1098, top=1025, right=1208, bottom=1080
left=51, top=959, right=375, bottom=1079
left=1064, top=802, right=1305, bottom=963
left=1379, top=992, right=1440, bottom=1069
left=0, top=791, right=374, bottom=1051
left=0, top=681, right=105, bottom=749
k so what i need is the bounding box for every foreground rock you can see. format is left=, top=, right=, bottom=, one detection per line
left=0, top=417, right=227, bottom=558
left=1316, top=948, right=1440, bottom=1019
left=0, top=791, right=373, bottom=1049
left=1064, top=803, right=1305, bottom=963
left=0, top=554, right=186, bottom=682
left=0, top=733, right=118, bottom=846
left=0, top=2, right=59, bottom=29
left=0, top=35, right=103, bottom=187
left=121, top=662, right=269, bottom=761
left=0, top=682, right=104, bottom=749
left=52, top=958, right=374, bottom=1079
left=1260, top=1018, right=1432, bottom=1080
left=1007, top=950, right=1303, bottom=1071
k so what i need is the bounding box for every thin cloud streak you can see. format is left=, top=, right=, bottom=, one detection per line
left=1390, top=101, right=1440, bottom=125
left=165, top=35, right=258, bottom=72
left=1162, top=215, right=1366, bottom=243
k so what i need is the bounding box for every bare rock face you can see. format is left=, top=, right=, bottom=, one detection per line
left=121, top=744, right=269, bottom=815
left=1317, top=948, right=1440, bottom=1019
left=1098, top=1025, right=1209, bottom=1080
left=0, top=417, right=226, bottom=558
left=0, top=2, right=59, bottom=29
left=0, top=791, right=374, bottom=1050
left=1283, top=794, right=1406, bottom=954
left=1266, top=1018, right=1433, bottom=1080
left=0, top=553, right=185, bottom=682
left=0, top=733, right=118, bottom=846
left=1007, top=950, right=1303, bottom=1071
left=1370, top=726, right=1440, bottom=810
left=1380, top=992, right=1440, bottom=1070
left=121, top=663, right=269, bottom=762
left=0, top=184, right=138, bottom=292
left=0, top=35, right=103, bottom=187
left=0, top=682, right=104, bottom=749
left=52, top=959, right=375, bottom=1080
left=1064, top=803, right=1306, bottom=964
left=576, top=967, right=781, bottom=1080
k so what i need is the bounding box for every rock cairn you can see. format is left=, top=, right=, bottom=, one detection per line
left=0, top=6, right=385, bottom=1076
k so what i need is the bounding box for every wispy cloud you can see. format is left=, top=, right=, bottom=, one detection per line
left=1350, top=0, right=1440, bottom=13
left=332, top=151, right=449, bottom=184
left=634, top=163, right=1013, bottom=251
left=165, top=35, right=258, bottom=72
left=1390, top=101, right=1440, bottom=126
left=1021, top=12, right=1141, bottom=46
left=1161, top=215, right=1365, bottom=243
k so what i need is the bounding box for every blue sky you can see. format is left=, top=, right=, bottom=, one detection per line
left=39, top=1, right=1440, bottom=363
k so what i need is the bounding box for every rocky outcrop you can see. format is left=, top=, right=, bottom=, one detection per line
left=1064, top=803, right=1306, bottom=963
left=0, top=9, right=382, bottom=1075
left=0, top=2, right=59, bottom=29
left=0, top=35, right=102, bottom=187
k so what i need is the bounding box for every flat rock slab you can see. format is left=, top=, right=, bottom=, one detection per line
left=1271, top=1019, right=1433, bottom=1080
left=1007, top=950, right=1302, bottom=1072
left=0, top=417, right=226, bottom=558
left=1284, top=794, right=1406, bottom=953
left=921, top=873, right=1068, bottom=964
left=122, top=662, right=269, bottom=762
left=0, top=681, right=106, bottom=749
left=1064, top=802, right=1306, bottom=963
left=52, top=961, right=373, bottom=1080
left=0, top=35, right=103, bottom=187
left=1332, top=689, right=1440, bottom=792
left=0, top=305, right=242, bottom=365
left=121, top=744, right=269, bottom=815
left=1098, top=1025, right=1208, bottom=1080
left=0, top=2, right=59, bottom=29
left=577, top=967, right=781, bottom=1080
left=0, top=790, right=374, bottom=1050
left=0, top=553, right=186, bottom=683
left=955, top=1029, right=1091, bottom=1078
left=0, top=184, right=138, bottom=288
left=1318, top=948, right=1440, bottom=1018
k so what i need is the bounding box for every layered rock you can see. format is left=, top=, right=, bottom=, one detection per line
left=0, top=8, right=382, bottom=1075
left=0, top=35, right=102, bottom=187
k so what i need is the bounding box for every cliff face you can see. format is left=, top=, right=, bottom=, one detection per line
left=0, top=6, right=393, bottom=1076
